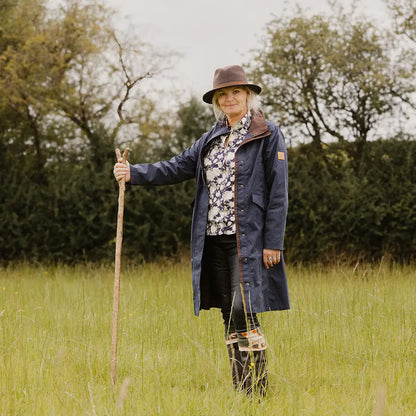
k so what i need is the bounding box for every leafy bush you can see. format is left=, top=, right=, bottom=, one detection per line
left=285, top=138, right=416, bottom=263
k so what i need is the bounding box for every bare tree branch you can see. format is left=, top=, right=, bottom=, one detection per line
left=112, top=32, right=152, bottom=125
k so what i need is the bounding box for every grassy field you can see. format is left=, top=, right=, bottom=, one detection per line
left=0, top=260, right=415, bottom=415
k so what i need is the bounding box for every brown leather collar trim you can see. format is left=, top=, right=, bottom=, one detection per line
left=247, top=111, right=270, bottom=140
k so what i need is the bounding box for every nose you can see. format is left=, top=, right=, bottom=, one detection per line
left=224, top=92, right=235, bottom=102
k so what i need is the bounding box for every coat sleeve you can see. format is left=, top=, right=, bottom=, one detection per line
left=262, top=123, right=289, bottom=250
left=129, top=138, right=204, bottom=186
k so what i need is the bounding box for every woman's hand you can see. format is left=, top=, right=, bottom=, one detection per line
left=113, top=159, right=131, bottom=182
left=263, top=249, right=281, bottom=269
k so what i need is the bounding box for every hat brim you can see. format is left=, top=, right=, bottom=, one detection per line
left=202, top=82, right=262, bottom=104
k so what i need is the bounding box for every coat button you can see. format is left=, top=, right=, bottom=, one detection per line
left=242, top=233, right=246, bottom=237
left=240, top=184, right=244, bottom=188
left=244, top=258, right=248, bottom=263
left=240, top=209, right=244, bottom=212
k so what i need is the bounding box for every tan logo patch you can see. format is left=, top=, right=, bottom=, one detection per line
left=278, top=151, right=285, bottom=160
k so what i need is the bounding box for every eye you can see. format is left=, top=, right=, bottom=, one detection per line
left=232, top=89, right=241, bottom=95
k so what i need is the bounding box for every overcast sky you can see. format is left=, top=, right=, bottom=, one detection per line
left=104, top=0, right=391, bottom=101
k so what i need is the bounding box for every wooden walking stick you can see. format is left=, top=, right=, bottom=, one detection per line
left=111, top=147, right=130, bottom=387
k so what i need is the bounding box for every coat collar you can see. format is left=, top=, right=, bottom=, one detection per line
left=208, top=110, right=270, bottom=143
left=245, top=110, right=270, bottom=140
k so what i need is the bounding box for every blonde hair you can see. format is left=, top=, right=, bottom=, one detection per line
left=212, top=87, right=261, bottom=121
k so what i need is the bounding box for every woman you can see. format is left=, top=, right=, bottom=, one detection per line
left=114, top=65, right=290, bottom=396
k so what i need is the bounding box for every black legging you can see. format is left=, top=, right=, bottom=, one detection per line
left=203, top=234, right=260, bottom=337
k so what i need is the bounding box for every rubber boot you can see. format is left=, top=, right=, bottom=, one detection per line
left=238, top=328, right=268, bottom=396
left=239, top=349, right=268, bottom=396
left=226, top=332, right=244, bottom=390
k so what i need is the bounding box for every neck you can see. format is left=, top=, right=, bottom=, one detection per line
left=227, top=111, right=248, bottom=128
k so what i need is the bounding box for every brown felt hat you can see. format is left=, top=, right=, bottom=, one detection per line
left=202, top=65, right=262, bottom=104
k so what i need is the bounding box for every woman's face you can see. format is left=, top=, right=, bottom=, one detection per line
left=216, top=87, right=249, bottom=121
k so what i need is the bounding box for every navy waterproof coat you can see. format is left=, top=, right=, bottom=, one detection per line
left=129, top=111, right=290, bottom=316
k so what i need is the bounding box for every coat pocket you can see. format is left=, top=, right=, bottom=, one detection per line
left=252, top=194, right=267, bottom=211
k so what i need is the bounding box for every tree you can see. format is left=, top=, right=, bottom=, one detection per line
left=249, top=8, right=415, bottom=147
left=387, top=0, right=416, bottom=112
left=388, top=0, right=416, bottom=42
left=0, top=0, right=171, bottom=263
left=0, top=0, right=167, bottom=170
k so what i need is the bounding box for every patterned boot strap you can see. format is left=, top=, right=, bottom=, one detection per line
left=238, top=328, right=267, bottom=351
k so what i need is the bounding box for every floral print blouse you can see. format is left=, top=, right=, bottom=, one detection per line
left=204, top=112, right=251, bottom=235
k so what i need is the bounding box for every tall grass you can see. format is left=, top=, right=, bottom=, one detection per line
left=0, top=261, right=415, bottom=415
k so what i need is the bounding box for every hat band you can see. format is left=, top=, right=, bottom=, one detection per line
left=213, top=81, right=250, bottom=90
